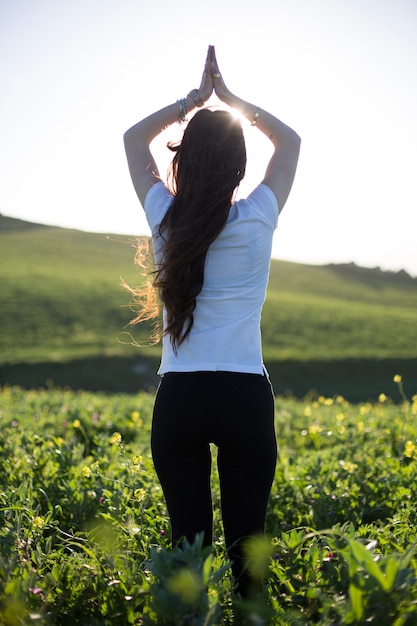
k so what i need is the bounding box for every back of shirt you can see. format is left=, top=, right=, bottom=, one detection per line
left=144, top=182, right=279, bottom=375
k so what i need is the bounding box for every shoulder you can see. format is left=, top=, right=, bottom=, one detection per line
left=233, top=184, right=279, bottom=229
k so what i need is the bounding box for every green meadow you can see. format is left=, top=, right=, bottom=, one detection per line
left=1, top=216, right=417, bottom=624
left=1, top=214, right=416, bottom=401
left=1, top=380, right=417, bottom=624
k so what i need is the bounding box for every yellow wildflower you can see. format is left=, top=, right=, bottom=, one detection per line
left=72, top=419, right=81, bottom=429
left=134, top=488, right=146, bottom=502
left=339, top=460, right=358, bottom=474
left=378, top=393, right=387, bottom=403
left=309, top=423, right=322, bottom=435
left=393, top=374, right=402, bottom=383
left=32, top=516, right=44, bottom=529
left=304, top=406, right=312, bottom=417
left=357, top=421, right=365, bottom=434
left=404, top=441, right=416, bottom=459
left=132, top=455, right=143, bottom=466
left=109, top=432, right=122, bottom=445
left=82, top=467, right=92, bottom=478
left=131, top=411, right=143, bottom=427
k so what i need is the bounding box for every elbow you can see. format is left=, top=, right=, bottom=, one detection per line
left=123, top=126, right=134, bottom=147
left=292, top=129, right=301, bottom=147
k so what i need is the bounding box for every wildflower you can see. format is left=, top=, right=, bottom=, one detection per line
left=357, top=421, right=365, bottom=434
left=72, top=419, right=81, bottom=429
left=109, top=432, right=122, bottom=445
left=336, top=412, right=344, bottom=423
left=339, top=460, right=358, bottom=473
left=309, top=423, right=322, bottom=435
left=393, top=374, right=402, bottom=383
left=134, top=488, right=146, bottom=502
left=132, top=455, right=143, bottom=466
left=304, top=406, right=312, bottom=417
left=90, top=461, right=99, bottom=472
left=126, top=518, right=141, bottom=535
left=336, top=395, right=346, bottom=405
left=404, top=441, right=416, bottom=459
left=82, top=467, right=92, bottom=479
left=29, top=587, right=42, bottom=595
left=32, top=516, right=44, bottom=529
left=378, top=393, right=387, bottom=403
left=131, top=411, right=143, bottom=427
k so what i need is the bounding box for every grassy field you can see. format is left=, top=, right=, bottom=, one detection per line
left=1, top=217, right=417, bottom=623
left=1, top=214, right=416, bottom=400
left=0, top=381, right=416, bottom=624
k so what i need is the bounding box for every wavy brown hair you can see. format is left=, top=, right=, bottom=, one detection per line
left=126, top=109, right=247, bottom=352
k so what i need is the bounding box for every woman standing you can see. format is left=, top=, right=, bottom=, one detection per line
left=124, top=45, right=300, bottom=597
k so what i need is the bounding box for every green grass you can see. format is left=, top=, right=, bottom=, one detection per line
left=1, top=382, right=417, bottom=624
left=1, top=215, right=416, bottom=400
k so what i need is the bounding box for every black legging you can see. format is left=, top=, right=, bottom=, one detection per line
left=151, top=370, right=277, bottom=595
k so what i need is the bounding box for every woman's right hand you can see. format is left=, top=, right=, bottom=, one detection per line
left=210, top=46, right=233, bottom=105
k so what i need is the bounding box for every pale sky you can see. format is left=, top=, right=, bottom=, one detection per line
left=1, top=0, right=416, bottom=276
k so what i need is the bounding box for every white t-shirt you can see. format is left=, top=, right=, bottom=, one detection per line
left=144, top=182, right=279, bottom=375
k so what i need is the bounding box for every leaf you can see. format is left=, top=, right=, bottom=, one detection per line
left=202, top=553, right=213, bottom=586
left=349, top=583, right=364, bottom=621
left=384, top=556, right=400, bottom=592
left=348, top=540, right=390, bottom=591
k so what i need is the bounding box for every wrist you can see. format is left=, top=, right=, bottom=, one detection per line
left=187, top=89, right=204, bottom=107
left=176, top=89, right=204, bottom=125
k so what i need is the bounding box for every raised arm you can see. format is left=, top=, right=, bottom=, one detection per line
left=210, top=48, right=301, bottom=212
left=124, top=48, right=214, bottom=207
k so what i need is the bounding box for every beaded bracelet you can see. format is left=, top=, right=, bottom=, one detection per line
left=177, top=98, right=189, bottom=123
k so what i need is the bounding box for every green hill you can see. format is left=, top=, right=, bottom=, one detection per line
left=1, top=214, right=416, bottom=400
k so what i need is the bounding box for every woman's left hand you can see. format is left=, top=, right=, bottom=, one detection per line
left=197, top=45, right=214, bottom=103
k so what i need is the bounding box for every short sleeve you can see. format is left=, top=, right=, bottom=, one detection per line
left=144, top=182, right=173, bottom=233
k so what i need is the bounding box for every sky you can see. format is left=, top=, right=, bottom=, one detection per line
left=1, top=0, right=417, bottom=276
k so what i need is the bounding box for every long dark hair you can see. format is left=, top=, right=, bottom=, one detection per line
left=126, top=109, right=247, bottom=352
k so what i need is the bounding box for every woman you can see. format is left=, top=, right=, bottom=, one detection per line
left=124, top=45, right=300, bottom=597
